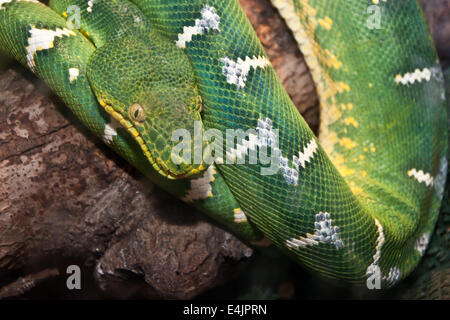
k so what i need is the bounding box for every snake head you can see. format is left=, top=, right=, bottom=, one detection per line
left=87, top=32, right=208, bottom=179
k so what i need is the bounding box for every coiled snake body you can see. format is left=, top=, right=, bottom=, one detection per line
left=0, top=0, right=447, bottom=287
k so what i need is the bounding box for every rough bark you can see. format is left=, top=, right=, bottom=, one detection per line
left=0, top=268, right=59, bottom=299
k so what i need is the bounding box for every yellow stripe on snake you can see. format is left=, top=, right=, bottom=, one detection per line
left=0, top=0, right=447, bottom=288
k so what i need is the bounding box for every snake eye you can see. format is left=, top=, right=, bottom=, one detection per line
left=129, top=103, right=146, bottom=123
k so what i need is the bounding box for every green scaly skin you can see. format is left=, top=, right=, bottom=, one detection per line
left=0, top=0, right=447, bottom=287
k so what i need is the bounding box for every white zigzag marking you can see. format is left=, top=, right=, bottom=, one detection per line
left=176, top=6, right=220, bottom=48
left=69, top=68, right=79, bottom=83
left=395, top=68, right=432, bottom=85
left=103, top=116, right=120, bottom=144
left=415, top=232, right=430, bottom=256
left=257, top=118, right=317, bottom=185
left=233, top=208, right=248, bottom=223
left=293, top=139, right=319, bottom=169
left=26, top=26, right=76, bottom=71
left=286, top=212, right=343, bottom=250
left=394, top=63, right=444, bottom=86
left=280, top=142, right=318, bottom=186
left=221, top=56, right=269, bottom=89
left=87, top=0, right=95, bottom=13
left=227, top=118, right=318, bottom=185
left=182, top=166, right=216, bottom=202
left=408, top=168, right=434, bottom=187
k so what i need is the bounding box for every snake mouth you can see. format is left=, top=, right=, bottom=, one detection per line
left=100, top=100, right=193, bottom=180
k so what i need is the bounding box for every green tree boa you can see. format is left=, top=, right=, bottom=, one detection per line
left=0, top=0, right=447, bottom=288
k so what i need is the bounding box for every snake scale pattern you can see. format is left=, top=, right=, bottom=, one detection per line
left=0, top=0, right=447, bottom=288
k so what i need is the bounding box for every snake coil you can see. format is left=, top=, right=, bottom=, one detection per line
left=0, top=0, right=447, bottom=287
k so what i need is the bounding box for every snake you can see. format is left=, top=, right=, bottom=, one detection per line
left=0, top=0, right=447, bottom=289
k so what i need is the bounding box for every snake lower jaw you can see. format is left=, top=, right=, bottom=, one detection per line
left=99, top=100, right=207, bottom=180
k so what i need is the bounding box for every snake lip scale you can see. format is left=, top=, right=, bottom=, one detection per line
left=100, top=100, right=176, bottom=179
